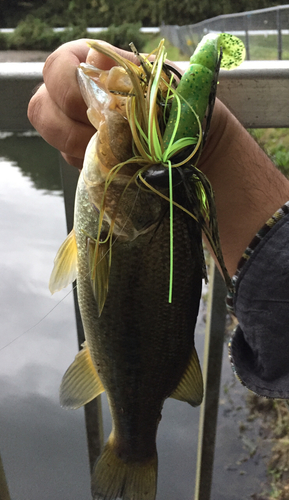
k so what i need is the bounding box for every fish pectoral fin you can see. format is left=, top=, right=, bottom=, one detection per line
left=60, top=341, right=105, bottom=409
left=49, top=229, right=78, bottom=294
left=170, top=347, right=203, bottom=407
left=87, top=238, right=110, bottom=317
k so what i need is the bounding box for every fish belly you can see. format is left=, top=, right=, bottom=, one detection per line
left=77, top=187, right=202, bottom=450
left=74, top=174, right=203, bottom=499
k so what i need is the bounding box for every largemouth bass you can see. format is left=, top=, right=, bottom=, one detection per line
left=49, top=35, right=244, bottom=500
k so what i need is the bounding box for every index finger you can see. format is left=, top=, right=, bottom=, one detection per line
left=43, top=38, right=91, bottom=124
left=43, top=40, right=141, bottom=125
left=86, top=41, right=141, bottom=68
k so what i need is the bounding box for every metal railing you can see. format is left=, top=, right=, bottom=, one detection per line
left=1, top=59, right=289, bottom=500
left=161, top=5, right=289, bottom=59
left=0, top=27, right=160, bottom=34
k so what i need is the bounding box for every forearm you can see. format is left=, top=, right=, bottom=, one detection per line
left=199, top=99, right=289, bottom=276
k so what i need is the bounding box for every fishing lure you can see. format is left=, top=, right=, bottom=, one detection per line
left=80, top=33, right=245, bottom=302
left=163, top=32, right=245, bottom=148
left=138, top=33, right=245, bottom=296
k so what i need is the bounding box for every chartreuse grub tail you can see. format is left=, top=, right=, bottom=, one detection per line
left=162, top=33, right=245, bottom=151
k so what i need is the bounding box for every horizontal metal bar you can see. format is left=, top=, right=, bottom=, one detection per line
left=181, top=3, right=289, bottom=29
left=0, top=27, right=160, bottom=34
left=0, top=61, right=289, bottom=131
left=207, top=30, right=289, bottom=35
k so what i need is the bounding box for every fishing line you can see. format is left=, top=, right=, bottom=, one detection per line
left=0, top=186, right=142, bottom=354
left=0, top=286, right=77, bottom=353
left=168, top=159, right=173, bottom=304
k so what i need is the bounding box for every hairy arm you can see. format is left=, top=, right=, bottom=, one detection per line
left=198, top=99, right=289, bottom=275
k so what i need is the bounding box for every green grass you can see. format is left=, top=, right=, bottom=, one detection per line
left=143, top=34, right=189, bottom=61
left=246, top=394, right=289, bottom=500
left=244, top=34, right=289, bottom=60
left=250, top=128, right=289, bottom=177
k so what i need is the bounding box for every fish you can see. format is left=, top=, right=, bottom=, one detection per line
left=49, top=34, right=244, bottom=500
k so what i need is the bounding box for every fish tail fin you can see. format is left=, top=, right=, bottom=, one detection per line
left=92, top=434, right=158, bottom=500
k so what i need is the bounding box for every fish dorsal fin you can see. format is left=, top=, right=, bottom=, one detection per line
left=87, top=238, right=110, bottom=316
left=60, top=341, right=105, bottom=409
left=170, top=347, right=203, bottom=407
left=49, top=229, right=78, bottom=294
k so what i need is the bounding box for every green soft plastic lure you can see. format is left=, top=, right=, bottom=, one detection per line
left=145, top=32, right=245, bottom=296
left=163, top=33, right=245, bottom=150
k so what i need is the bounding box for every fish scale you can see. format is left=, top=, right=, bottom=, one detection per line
left=75, top=192, right=203, bottom=462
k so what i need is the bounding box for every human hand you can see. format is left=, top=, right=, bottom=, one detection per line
left=28, top=38, right=227, bottom=167
left=27, top=39, right=141, bottom=169
left=27, top=38, right=229, bottom=169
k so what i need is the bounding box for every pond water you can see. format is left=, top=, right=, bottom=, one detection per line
left=0, top=133, right=269, bottom=500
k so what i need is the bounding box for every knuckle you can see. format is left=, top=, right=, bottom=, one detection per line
left=27, top=90, right=43, bottom=129
left=43, top=50, right=58, bottom=81
left=62, top=124, right=76, bottom=154
left=59, top=84, right=77, bottom=117
left=61, top=152, right=83, bottom=169
left=63, top=123, right=93, bottom=160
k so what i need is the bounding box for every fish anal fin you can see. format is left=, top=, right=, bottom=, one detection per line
left=92, top=433, right=157, bottom=500
left=49, top=229, right=78, bottom=294
left=60, top=341, right=105, bottom=409
left=87, top=238, right=110, bottom=317
left=170, top=347, right=203, bottom=407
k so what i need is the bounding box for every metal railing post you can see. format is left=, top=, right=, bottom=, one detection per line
left=60, top=156, right=104, bottom=475
left=244, top=14, right=250, bottom=61
left=277, top=8, right=283, bottom=60
left=0, top=454, right=11, bottom=500
left=194, top=259, right=227, bottom=500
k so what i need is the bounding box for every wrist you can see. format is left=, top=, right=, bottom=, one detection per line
left=197, top=98, right=234, bottom=175
left=197, top=99, right=289, bottom=276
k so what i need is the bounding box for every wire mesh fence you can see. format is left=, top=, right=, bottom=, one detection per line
left=160, top=4, right=289, bottom=60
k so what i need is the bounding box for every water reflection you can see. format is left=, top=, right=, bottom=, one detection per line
left=0, top=133, right=268, bottom=500
left=0, top=131, right=62, bottom=193
left=0, top=134, right=91, bottom=500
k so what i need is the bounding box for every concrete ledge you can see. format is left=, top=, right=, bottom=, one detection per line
left=0, top=61, right=289, bottom=131
left=0, top=62, right=44, bottom=131
left=217, top=68, right=289, bottom=127
left=174, top=61, right=289, bottom=128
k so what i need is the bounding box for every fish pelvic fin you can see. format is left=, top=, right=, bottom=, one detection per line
left=87, top=238, right=110, bottom=317
left=170, top=347, right=203, bottom=407
left=92, top=434, right=158, bottom=500
left=49, top=229, right=78, bottom=294
left=60, top=341, right=105, bottom=409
